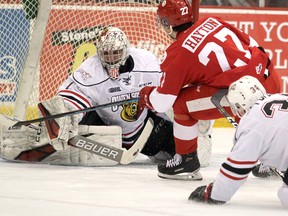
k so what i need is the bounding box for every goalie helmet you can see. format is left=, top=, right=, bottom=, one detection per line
left=226, top=76, right=266, bottom=118
left=157, top=0, right=193, bottom=28
left=97, top=27, right=129, bottom=80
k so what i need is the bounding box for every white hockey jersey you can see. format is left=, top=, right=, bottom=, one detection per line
left=211, top=93, right=288, bottom=203
left=58, top=47, right=162, bottom=146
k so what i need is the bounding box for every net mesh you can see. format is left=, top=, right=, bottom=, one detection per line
left=0, top=0, right=171, bottom=120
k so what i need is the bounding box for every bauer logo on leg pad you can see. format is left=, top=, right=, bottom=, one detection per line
left=68, top=135, right=123, bottom=162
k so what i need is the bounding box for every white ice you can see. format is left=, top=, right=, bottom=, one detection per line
left=0, top=128, right=287, bottom=216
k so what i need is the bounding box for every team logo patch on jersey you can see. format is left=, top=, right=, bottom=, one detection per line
left=111, top=93, right=139, bottom=122
left=77, top=68, right=92, bottom=80
left=108, top=87, right=121, bottom=93
left=122, top=75, right=132, bottom=85
left=121, top=102, right=138, bottom=122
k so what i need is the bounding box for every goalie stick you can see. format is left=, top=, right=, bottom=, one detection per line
left=68, top=118, right=154, bottom=165
left=0, top=97, right=139, bottom=128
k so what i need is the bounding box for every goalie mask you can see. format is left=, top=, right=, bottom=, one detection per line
left=97, top=27, right=129, bottom=80
left=157, top=0, right=193, bottom=29
left=226, top=76, right=266, bottom=118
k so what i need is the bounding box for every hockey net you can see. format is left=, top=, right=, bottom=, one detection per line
left=0, top=0, right=171, bottom=121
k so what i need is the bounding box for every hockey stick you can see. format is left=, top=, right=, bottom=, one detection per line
left=210, top=89, right=238, bottom=128
left=68, top=118, right=154, bottom=165
left=0, top=97, right=139, bottom=128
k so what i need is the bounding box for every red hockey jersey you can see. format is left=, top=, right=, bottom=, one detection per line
left=150, top=16, right=279, bottom=113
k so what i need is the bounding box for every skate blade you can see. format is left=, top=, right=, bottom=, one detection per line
left=157, top=170, right=203, bottom=181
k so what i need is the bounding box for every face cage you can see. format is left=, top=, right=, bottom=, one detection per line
left=226, top=96, right=246, bottom=119
left=99, top=49, right=126, bottom=80
left=231, top=102, right=246, bottom=118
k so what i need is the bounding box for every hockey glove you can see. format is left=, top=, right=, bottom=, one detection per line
left=188, top=183, right=226, bottom=204
left=137, top=86, right=155, bottom=118
left=38, top=96, right=78, bottom=150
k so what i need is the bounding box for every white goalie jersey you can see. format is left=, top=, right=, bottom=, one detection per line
left=58, top=47, right=162, bottom=146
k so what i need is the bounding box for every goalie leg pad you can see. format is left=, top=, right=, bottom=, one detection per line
left=197, top=120, right=213, bottom=167
left=0, top=125, right=54, bottom=162
left=197, top=134, right=212, bottom=167
left=198, top=120, right=214, bottom=135
left=0, top=124, right=122, bottom=166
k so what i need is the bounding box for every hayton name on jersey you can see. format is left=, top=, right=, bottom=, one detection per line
left=182, top=18, right=222, bottom=53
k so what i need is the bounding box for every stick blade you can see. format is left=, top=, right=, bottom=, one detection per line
left=0, top=115, right=19, bottom=128
left=211, top=89, right=238, bottom=128
left=120, top=118, right=154, bottom=165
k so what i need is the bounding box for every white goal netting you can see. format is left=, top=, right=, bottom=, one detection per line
left=0, top=0, right=172, bottom=121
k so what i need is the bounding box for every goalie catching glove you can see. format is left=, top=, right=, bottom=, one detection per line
left=188, top=183, right=226, bottom=204
left=38, top=96, right=78, bottom=150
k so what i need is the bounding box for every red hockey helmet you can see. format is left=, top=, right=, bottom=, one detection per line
left=157, top=0, right=193, bottom=28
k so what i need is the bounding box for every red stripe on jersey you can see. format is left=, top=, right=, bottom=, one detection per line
left=63, top=98, right=82, bottom=110
left=220, top=169, right=248, bottom=181
left=58, top=89, right=91, bottom=107
left=227, top=157, right=257, bottom=165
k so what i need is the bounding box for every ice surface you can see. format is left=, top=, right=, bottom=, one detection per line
left=0, top=128, right=287, bottom=216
